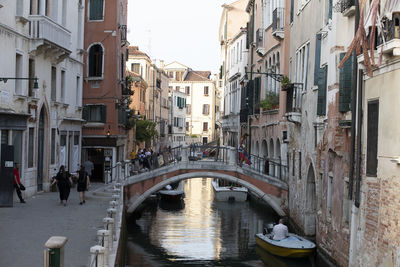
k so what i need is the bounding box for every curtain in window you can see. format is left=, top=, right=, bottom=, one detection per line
left=90, top=0, right=104, bottom=20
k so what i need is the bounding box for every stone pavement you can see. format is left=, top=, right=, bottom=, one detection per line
left=0, top=182, right=113, bottom=267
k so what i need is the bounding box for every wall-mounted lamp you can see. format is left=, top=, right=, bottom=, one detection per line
left=0, top=77, right=39, bottom=89
left=106, top=125, right=111, bottom=137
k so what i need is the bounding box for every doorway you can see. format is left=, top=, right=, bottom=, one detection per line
left=86, top=148, right=104, bottom=182
left=37, top=108, right=45, bottom=191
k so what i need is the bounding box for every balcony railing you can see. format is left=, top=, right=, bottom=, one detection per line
left=272, top=8, right=284, bottom=38
left=335, top=0, right=355, bottom=14
left=29, top=15, right=71, bottom=51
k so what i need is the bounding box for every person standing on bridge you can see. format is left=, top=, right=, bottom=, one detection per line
left=238, top=133, right=251, bottom=167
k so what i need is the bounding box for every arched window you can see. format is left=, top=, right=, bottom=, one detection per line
left=88, top=44, right=103, bottom=77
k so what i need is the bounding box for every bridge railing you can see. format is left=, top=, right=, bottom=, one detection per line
left=124, top=145, right=288, bottom=183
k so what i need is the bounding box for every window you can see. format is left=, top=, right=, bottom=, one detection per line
left=203, top=122, right=208, bottom=132
left=175, top=86, right=180, bottom=91
left=83, top=105, right=107, bottom=123
left=76, top=76, right=81, bottom=105
left=202, top=104, right=210, bottom=115
left=187, top=104, right=191, bottom=115
left=28, top=59, right=35, bottom=97
left=186, top=122, right=189, bottom=132
left=204, top=86, right=209, bottom=96
left=185, top=86, right=190, bottom=95
left=295, top=43, right=309, bottom=89
left=51, top=66, right=57, bottom=101
left=366, top=100, right=379, bottom=176
left=16, top=0, right=24, bottom=16
left=176, top=97, right=186, bottom=109
left=89, top=0, right=104, bottom=20
left=28, top=127, right=34, bottom=167
left=51, top=128, right=56, bottom=164
left=131, top=63, right=140, bottom=73
left=88, top=44, right=103, bottom=77
left=15, top=53, right=23, bottom=95
left=339, top=53, right=354, bottom=112
left=317, top=65, right=328, bottom=116
left=12, top=131, right=23, bottom=166
left=61, top=70, right=66, bottom=102
left=61, top=0, right=67, bottom=26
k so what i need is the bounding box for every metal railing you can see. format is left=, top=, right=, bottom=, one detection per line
left=126, top=145, right=288, bottom=183
left=272, top=8, right=285, bottom=33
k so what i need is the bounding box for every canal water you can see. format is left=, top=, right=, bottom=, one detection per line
left=126, top=178, right=314, bottom=266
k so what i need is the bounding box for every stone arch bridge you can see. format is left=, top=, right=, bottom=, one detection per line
left=122, top=146, right=288, bottom=216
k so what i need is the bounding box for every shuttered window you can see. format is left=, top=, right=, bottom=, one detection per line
left=314, top=34, right=322, bottom=86
left=203, top=122, right=208, bottom=132
left=203, top=104, right=210, bottom=115
left=339, top=52, right=354, bottom=112
left=317, top=65, right=327, bottom=116
left=89, top=0, right=104, bottom=20
left=366, top=100, right=379, bottom=176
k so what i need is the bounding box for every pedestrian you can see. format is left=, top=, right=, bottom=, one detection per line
left=77, top=165, right=90, bottom=205
left=13, top=163, right=26, bottom=203
left=272, top=218, right=289, bottom=240
left=51, top=165, right=72, bottom=206
left=84, top=159, right=94, bottom=180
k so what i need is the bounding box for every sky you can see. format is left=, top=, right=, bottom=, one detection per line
left=127, top=0, right=230, bottom=74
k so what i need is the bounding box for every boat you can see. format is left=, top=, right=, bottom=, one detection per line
left=158, top=181, right=185, bottom=202
left=211, top=178, right=248, bottom=202
left=255, top=231, right=316, bottom=258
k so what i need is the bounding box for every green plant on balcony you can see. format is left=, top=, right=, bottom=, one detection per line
left=260, top=91, right=279, bottom=110
left=136, top=119, right=158, bottom=142
left=281, top=75, right=293, bottom=91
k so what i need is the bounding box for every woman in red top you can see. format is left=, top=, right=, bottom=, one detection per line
left=13, top=163, right=26, bottom=203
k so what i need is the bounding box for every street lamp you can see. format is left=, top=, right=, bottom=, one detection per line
left=0, top=77, right=39, bottom=89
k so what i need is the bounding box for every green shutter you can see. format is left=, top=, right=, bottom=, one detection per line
left=290, top=0, right=294, bottom=23
left=314, top=34, right=322, bottom=86
left=100, top=105, right=107, bottom=123
left=339, top=52, right=353, bottom=112
left=317, top=66, right=327, bottom=116
left=83, top=105, right=88, bottom=121
left=329, top=0, right=333, bottom=20
left=90, top=0, right=104, bottom=20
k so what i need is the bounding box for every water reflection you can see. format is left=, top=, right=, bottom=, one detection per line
left=126, top=178, right=313, bottom=266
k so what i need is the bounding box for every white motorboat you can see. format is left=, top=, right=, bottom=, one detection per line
left=158, top=181, right=185, bottom=202
left=211, top=178, right=248, bottom=202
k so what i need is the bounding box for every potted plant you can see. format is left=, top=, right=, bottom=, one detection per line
left=281, top=75, right=293, bottom=91
left=260, top=91, right=280, bottom=110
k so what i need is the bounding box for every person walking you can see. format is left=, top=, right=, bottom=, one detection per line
left=51, top=165, right=72, bottom=206
left=84, top=159, right=94, bottom=181
left=77, top=165, right=90, bottom=205
left=13, top=163, right=26, bottom=203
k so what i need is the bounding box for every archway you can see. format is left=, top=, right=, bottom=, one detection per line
left=275, top=139, right=281, bottom=178
left=269, top=138, right=275, bottom=176
left=305, top=164, right=316, bottom=235
left=37, top=106, right=48, bottom=191
left=126, top=172, right=286, bottom=217
left=262, top=139, right=268, bottom=174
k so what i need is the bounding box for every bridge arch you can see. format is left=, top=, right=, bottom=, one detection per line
left=126, top=171, right=286, bottom=217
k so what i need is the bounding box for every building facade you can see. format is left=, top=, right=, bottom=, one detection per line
left=0, top=0, right=84, bottom=197
left=82, top=0, right=128, bottom=182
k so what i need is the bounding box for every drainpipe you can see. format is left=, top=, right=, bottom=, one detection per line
left=348, top=0, right=360, bottom=262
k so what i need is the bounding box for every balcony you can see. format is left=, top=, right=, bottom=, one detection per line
left=256, top=28, right=266, bottom=56
left=335, top=0, right=355, bottom=17
left=285, top=85, right=302, bottom=123
left=29, top=15, right=71, bottom=60
left=272, top=8, right=284, bottom=39
left=378, top=15, right=400, bottom=56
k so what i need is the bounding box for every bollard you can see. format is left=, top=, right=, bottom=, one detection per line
left=89, top=245, right=105, bottom=267
left=228, top=146, right=237, bottom=166
left=44, top=236, right=68, bottom=267
left=105, top=171, right=111, bottom=184
left=181, top=145, right=189, bottom=163
left=116, top=162, right=122, bottom=182
left=103, top=217, right=114, bottom=249
left=124, top=160, right=130, bottom=179
left=109, top=200, right=118, bottom=208
left=112, top=194, right=120, bottom=202
left=97, top=230, right=110, bottom=267
left=115, top=183, right=122, bottom=189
